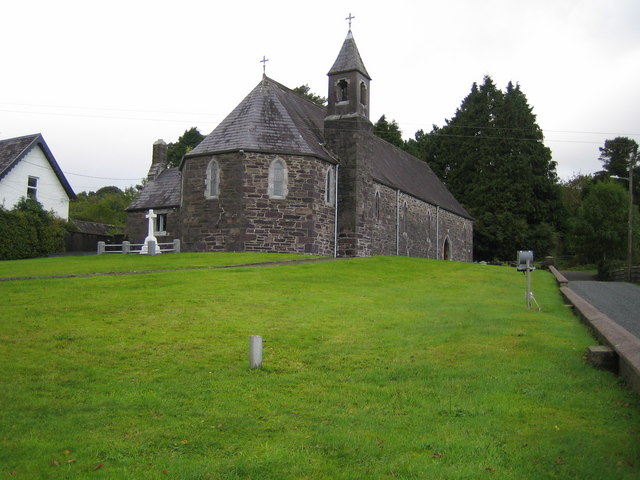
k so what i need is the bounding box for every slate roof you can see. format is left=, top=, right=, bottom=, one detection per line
left=141, top=72, right=471, bottom=219
left=71, top=220, right=122, bottom=235
left=368, top=135, right=473, bottom=219
left=126, top=168, right=181, bottom=211
left=0, top=133, right=75, bottom=199
left=186, top=76, right=336, bottom=163
left=328, top=30, right=371, bottom=79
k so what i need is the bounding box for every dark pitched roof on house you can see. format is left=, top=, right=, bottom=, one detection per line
left=0, top=133, right=75, bottom=199
left=368, top=134, right=473, bottom=219
left=71, top=220, right=121, bottom=236
left=186, top=77, right=335, bottom=163
left=126, top=168, right=181, bottom=211
left=328, top=30, right=370, bottom=79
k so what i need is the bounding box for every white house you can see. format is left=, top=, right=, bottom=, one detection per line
left=0, top=133, right=75, bottom=220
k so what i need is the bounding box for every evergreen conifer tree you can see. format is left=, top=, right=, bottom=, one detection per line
left=425, top=77, right=561, bottom=260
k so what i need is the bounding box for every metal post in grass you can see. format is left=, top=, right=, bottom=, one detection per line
left=249, top=335, right=263, bottom=369
left=517, top=250, right=537, bottom=310
left=526, top=258, right=532, bottom=309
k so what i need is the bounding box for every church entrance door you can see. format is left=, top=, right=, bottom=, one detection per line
left=443, top=238, right=451, bottom=260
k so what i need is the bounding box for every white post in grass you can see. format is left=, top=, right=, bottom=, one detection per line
left=249, top=335, right=263, bottom=369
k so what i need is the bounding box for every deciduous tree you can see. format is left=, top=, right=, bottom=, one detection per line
left=70, top=186, right=138, bottom=226
left=167, top=127, right=205, bottom=168
left=596, top=137, right=640, bottom=203
left=572, top=181, right=634, bottom=276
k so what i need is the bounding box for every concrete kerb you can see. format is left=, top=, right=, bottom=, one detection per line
left=548, top=266, right=568, bottom=287
left=549, top=267, right=640, bottom=395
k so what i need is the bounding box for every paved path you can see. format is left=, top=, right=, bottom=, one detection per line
left=567, top=280, right=640, bottom=340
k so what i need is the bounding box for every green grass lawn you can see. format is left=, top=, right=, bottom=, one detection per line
left=0, top=252, right=311, bottom=278
left=0, top=254, right=638, bottom=479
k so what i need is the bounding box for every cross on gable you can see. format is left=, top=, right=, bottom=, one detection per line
left=345, top=12, right=355, bottom=30
left=260, top=55, right=269, bottom=74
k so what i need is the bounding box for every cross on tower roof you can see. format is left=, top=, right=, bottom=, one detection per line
left=260, top=55, right=269, bottom=75
left=345, top=12, right=355, bottom=30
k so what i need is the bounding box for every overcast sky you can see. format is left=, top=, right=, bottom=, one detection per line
left=2, top=0, right=639, bottom=193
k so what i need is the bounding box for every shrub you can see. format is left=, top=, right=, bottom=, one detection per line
left=0, top=198, right=66, bottom=260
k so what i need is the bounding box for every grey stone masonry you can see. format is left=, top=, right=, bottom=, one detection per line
left=180, top=151, right=336, bottom=255
left=126, top=30, right=474, bottom=262
left=127, top=207, right=180, bottom=245
left=324, top=116, right=374, bottom=257
left=372, top=182, right=473, bottom=261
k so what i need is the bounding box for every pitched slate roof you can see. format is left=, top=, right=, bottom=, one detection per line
left=71, top=220, right=122, bottom=235
left=328, top=30, right=371, bottom=79
left=142, top=74, right=470, bottom=219
left=126, top=168, right=181, bottom=211
left=367, top=134, right=472, bottom=219
left=186, top=76, right=336, bottom=163
left=0, top=133, right=75, bottom=199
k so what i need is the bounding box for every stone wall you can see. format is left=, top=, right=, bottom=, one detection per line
left=126, top=208, right=180, bottom=245
left=180, top=151, right=337, bottom=255
left=371, top=181, right=473, bottom=261
left=325, top=117, right=374, bottom=257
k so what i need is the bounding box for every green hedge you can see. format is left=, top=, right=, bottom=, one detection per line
left=0, top=199, right=66, bottom=260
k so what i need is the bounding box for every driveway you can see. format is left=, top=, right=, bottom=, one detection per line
left=567, top=280, right=640, bottom=340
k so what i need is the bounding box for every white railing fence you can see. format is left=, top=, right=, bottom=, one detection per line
left=97, top=239, right=181, bottom=255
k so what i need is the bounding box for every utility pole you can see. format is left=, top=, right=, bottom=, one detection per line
left=626, top=153, right=636, bottom=282
left=612, top=151, right=637, bottom=282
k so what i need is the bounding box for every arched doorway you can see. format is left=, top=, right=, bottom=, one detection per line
left=443, top=237, right=451, bottom=260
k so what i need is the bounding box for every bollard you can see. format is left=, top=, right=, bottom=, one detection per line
left=249, top=335, right=263, bottom=369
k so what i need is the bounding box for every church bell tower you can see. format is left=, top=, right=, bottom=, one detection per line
left=325, top=23, right=374, bottom=257
left=326, top=29, right=372, bottom=123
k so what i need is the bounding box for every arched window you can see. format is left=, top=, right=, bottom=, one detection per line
left=268, top=158, right=288, bottom=198
left=205, top=159, right=220, bottom=198
left=402, top=202, right=408, bottom=232
left=375, top=191, right=380, bottom=222
left=325, top=167, right=335, bottom=205
left=360, top=81, right=367, bottom=107
left=337, top=79, right=349, bottom=102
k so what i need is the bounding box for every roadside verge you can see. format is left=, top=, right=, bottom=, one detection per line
left=549, top=266, right=640, bottom=394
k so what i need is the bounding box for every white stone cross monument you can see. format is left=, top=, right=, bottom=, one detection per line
left=140, top=209, right=161, bottom=255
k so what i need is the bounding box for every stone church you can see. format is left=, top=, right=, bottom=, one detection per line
left=126, top=29, right=473, bottom=261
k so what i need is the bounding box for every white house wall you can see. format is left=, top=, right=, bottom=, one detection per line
left=0, top=146, right=70, bottom=220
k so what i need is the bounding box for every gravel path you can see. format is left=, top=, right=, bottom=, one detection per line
left=568, top=280, right=640, bottom=339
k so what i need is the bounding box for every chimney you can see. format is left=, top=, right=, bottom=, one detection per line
left=147, top=139, right=168, bottom=181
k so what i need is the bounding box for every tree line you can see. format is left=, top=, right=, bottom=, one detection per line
left=373, top=76, right=638, bottom=274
